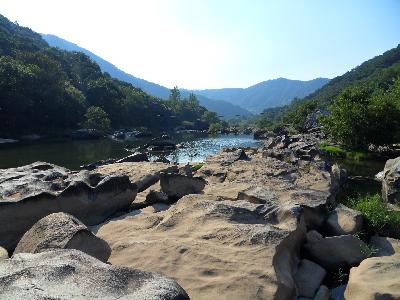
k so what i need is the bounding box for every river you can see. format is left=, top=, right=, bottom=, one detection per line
left=0, top=133, right=262, bottom=170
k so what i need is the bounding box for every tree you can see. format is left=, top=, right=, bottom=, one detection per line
left=321, top=80, right=400, bottom=149
left=82, top=106, right=111, bottom=132
left=169, top=86, right=181, bottom=102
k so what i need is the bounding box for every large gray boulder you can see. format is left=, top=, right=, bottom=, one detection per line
left=294, top=259, right=326, bottom=298
left=382, top=156, right=400, bottom=204
left=326, top=204, right=363, bottom=235
left=304, top=235, right=368, bottom=270
left=0, top=249, right=189, bottom=300
left=160, top=173, right=206, bottom=198
left=0, top=162, right=137, bottom=251
left=14, top=212, right=111, bottom=262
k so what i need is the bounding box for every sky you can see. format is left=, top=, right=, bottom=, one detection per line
left=1, top=0, right=399, bottom=89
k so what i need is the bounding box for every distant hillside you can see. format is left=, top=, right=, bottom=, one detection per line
left=258, top=43, right=400, bottom=131
left=303, top=44, right=400, bottom=105
left=42, top=34, right=252, bottom=118
left=194, top=77, right=329, bottom=113
left=0, top=14, right=222, bottom=137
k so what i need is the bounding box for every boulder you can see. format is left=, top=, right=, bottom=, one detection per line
left=0, top=162, right=137, bottom=251
left=370, top=236, right=400, bottom=256
left=146, top=190, right=170, bottom=205
left=14, top=212, right=111, bottom=262
left=0, top=247, right=8, bottom=261
left=303, top=235, right=368, bottom=270
left=294, top=259, right=326, bottom=298
left=160, top=173, right=206, bottom=198
left=382, top=156, right=400, bottom=204
left=326, top=204, right=363, bottom=235
left=0, top=249, right=189, bottom=300
left=116, top=152, right=149, bottom=163
left=314, top=285, right=329, bottom=300
left=345, top=256, right=400, bottom=300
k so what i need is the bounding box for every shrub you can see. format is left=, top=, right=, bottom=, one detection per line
left=344, top=194, right=400, bottom=237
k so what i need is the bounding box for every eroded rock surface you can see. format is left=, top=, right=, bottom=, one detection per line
left=304, top=235, right=367, bottom=270
left=0, top=162, right=137, bottom=251
left=95, top=138, right=342, bottom=299
left=382, top=156, right=400, bottom=204
left=0, top=247, right=8, bottom=261
left=326, top=204, right=363, bottom=235
left=14, top=212, right=111, bottom=262
left=160, top=173, right=206, bottom=199
left=345, top=255, right=400, bottom=300
left=0, top=249, right=189, bottom=300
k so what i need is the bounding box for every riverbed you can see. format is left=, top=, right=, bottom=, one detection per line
left=0, top=133, right=261, bottom=170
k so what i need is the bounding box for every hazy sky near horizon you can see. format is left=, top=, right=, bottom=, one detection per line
left=1, top=0, right=399, bottom=89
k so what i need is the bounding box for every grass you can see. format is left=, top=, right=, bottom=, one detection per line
left=319, top=142, right=374, bottom=161
left=343, top=193, right=400, bottom=237
left=192, top=162, right=205, bottom=171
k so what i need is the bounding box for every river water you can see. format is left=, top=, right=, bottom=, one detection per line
left=0, top=133, right=262, bottom=170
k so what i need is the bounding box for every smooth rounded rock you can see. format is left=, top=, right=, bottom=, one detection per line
left=0, top=249, right=189, bottom=300
left=14, top=212, right=111, bottom=262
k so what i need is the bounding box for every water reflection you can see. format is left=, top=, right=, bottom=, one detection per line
left=0, top=134, right=261, bottom=170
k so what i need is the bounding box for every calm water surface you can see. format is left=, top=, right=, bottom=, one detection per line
left=0, top=134, right=261, bottom=170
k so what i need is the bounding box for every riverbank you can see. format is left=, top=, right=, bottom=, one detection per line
left=1, top=131, right=399, bottom=299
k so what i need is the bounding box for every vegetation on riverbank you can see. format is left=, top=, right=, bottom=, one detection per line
left=342, top=193, right=400, bottom=238
left=0, top=15, right=220, bottom=137
left=256, top=44, right=400, bottom=151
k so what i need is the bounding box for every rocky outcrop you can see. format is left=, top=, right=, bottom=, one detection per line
left=96, top=194, right=293, bottom=299
left=345, top=255, right=400, bottom=300
left=97, top=162, right=178, bottom=192
left=160, top=173, right=206, bottom=199
left=326, top=204, right=363, bottom=235
left=95, top=138, right=343, bottom=299
left=0, top=162, right=137, bottom=251
left=0, top=247, right=8, bottom=261
left=0, top=249, right=189, bottom=300
left=14, top=212, right=111, bottom=262
left=303, top=234, right=367, bottom=270
left=382, top=156, right=400, bottom=204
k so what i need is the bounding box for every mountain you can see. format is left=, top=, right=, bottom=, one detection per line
left=303, top=44, right=400, bottom=105
left=194, top=77, right=330, bottom=113
left=42, top=34, right=252, bottom=118
left=258, top=44, right=400, bottom=131
left=0, top=14, right=221, bottom=137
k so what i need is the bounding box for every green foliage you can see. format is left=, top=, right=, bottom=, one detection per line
left=0, top=15, right=220, bottom=137
left=319, top=143, right=347, bottom=158
left=257, top=44, right=400, bottom=138
left=192, top=162, right=205, bottom=171
left=343, top=194, right=400, bottom=237
left=208, top=122, right=224, bottom=133
left=82, top=106, right=111, bottom=132
left=322, top=80, right=400, bottom=149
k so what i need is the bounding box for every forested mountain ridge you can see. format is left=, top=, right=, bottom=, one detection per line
left=194, top=77, right=329, bottom=113
left=303, top=44, right=400, bottom=105
left=0, top=15, right=221, bottom=137
left=257, top=44, right=400, bottom=148
left=42, top=34, right=252, bottom=118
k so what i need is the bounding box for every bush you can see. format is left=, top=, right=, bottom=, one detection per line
left=321, top=79, right=400, bottom=150
left=82, top=106, right=111, bottom=133
left=343, top=194, right=400, bottom=237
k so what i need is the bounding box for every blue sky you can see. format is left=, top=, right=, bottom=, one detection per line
left=1, top=0, right=399, bottom=89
